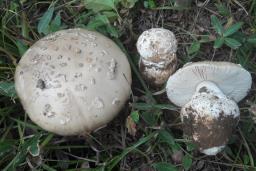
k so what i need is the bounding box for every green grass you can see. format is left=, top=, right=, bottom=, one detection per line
left=0, top=0, right=256, bottom=170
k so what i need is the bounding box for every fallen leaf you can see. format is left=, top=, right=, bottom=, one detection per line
left=126, top=115, right=137, bottom=136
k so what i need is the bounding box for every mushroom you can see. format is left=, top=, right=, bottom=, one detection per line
left=136, top=28, right=177, bottom=87
left=166, top=61, right=252, bottom=155
left=15, top=28, right=132, bottom=136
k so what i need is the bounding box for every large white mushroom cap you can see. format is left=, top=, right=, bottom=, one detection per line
left=136, top=28, right=177, bottom=59
left=15, top=28, right=132, bottom=136
left=166, top=61, right=252, bottom=107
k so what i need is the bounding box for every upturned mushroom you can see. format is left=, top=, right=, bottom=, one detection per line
left=15, top=28, right=132, bottom=136
left=166, top=61, right=252, bottom=155
left=136, top=28, right=177, bottom=87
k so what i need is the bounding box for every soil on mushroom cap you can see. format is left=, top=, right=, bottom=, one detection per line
left=198, top=86, right=210, bottom=94
left=182, top=108, right=239, bottom=151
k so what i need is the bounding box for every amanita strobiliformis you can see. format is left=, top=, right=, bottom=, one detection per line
left=15, top=28, right=132, bottom=136
left=166, top=61, right=252, bottom=155
left=136, top=28, right=177, bottom=87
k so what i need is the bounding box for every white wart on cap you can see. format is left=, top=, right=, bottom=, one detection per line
left=166, top=61, right=252, bottom=155
left=15, top=28, right=132, bottom=136
left=136, top=28, right=177, bottom=86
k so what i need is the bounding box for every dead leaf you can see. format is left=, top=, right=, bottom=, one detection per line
left=126, top=115, right=137, bottom=136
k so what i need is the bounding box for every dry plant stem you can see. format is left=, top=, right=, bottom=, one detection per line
left=0, top=47, right=17, bottom=66
left=174, top=0, right=192, bottom=7
left=238, top=128, right=255, bottom=167
left=115, top=38, right=157, bottom=104
left=201, top=159, right=256, bottom=170
left=0, top=67, right=15, bottom=70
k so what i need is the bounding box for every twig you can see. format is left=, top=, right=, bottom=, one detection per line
left=238, top=127, right=255, bottom=167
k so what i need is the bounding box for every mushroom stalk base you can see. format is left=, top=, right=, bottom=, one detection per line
left=139, top=54, right=177, bottom=87
left=181, top=81, right=239, bottom=155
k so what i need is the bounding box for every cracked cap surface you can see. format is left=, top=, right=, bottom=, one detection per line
left=15, top=28, right=132, bottom=136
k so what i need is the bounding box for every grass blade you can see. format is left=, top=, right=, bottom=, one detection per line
left=106, top=132, right=157, bottom=170
left=153, top=162, right=178, bottom=171
left=37, top=6, right=54, bottom=34
left=0, top=82, right=16, bottom=98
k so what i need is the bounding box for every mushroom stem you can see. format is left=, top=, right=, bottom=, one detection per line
left=195, top=81, right=226, bottom=99
left=139, top=53, right=177, bottom=86
left=181, top=81, right=240, bottom=155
